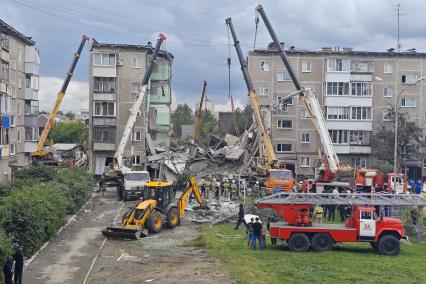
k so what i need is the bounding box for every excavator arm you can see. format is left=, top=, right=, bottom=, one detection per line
left=32, top=35, right=89, bottom=160
left=177, top=176, right=205, bottom=219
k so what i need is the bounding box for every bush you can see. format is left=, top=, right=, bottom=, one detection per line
left=14, top=165, right=57, bottom=182
left=51, top=168, right=94, bottom=214
left=0, top=185, right=66, bottom=256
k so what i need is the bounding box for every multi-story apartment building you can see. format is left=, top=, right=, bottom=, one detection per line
left=248, top=45, right=426, bottom=181
left=89, top=40, right=173, bottom=175
left=0, top=20, right=40, bottom=182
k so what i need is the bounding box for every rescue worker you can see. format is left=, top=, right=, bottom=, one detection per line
left=203, top=178, right=211, bottom=199
left=223, top=179, right=230, bottom=199
left=314, top=205, right=324, bottom=223
left=254, top=181, right=261, bottom=197
left=230, top=180, right=238, bottom=199
left=234, top=203, right=248, bottom=230
left=200, top=178, right=206, bottom=197
left=416, top=179, right=422, bottom=195
left=214, top=178, right=220, bottom=198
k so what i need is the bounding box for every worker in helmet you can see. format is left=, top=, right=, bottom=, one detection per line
left=230, top=180, right=237, bottom=199
left=203, top=178, right=211, bottom=199
left=254, top=181, right=261, bottom=197
left=200, top=178, right=206, bottom=198
left=214, top=178, right=220, bottom=199
left=223, top=179, right=230, bottom=199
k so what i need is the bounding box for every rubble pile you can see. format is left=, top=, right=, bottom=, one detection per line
left=185, top=199, right=240, bottom=225
left=145, top=125, right=263, bottom=181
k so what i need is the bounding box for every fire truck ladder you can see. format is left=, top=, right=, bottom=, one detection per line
left=257, top=192, right=426, bottom=207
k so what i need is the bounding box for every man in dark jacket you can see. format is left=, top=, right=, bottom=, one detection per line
left=3, top=257, right=13, bottom=284
left=13, top=244, right=25, bottom=284
left=252, top=217, right=263, bottom=250
left=234, top=204, right=248, bottom=230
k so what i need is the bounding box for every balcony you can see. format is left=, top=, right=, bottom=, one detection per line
left=0, top=49, right=9, bottom=62
left=24, top=46, right=40, bottom=75
left=24, top=141, right=37, bottom=153
left=327, top=120, right=372, bottom=131
left=324, top=96, right=372, bottom=107
left=93, top=142, right=115, bottom=151
left=92, top=117, right=116, bottom=126
left=334, top=145, right=371, bottom=154
left=93, top=93, right=116, bottom=101
left=24, top=115, right=37, bottom=127
left=0, top=145, right=10, bottom=158
left=25, top=88, right=38, bottom=100
left=92, top=66, right=116, bottom=77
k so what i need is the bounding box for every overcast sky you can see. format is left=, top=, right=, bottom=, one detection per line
left=2, top=0, right=426, bottom=113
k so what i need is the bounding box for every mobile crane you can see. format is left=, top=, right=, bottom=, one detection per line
left=31, top=36, right=89, bottom=161
left=257, top=192, right=426, bottom=255
left=255, top=5, right=342, bottom=192
left=226, top=17, right=294, bottom=192
left=108, top=34, right=166, bottom=201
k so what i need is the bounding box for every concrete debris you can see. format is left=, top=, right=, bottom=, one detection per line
left=185, top=199, right=239, bottom=226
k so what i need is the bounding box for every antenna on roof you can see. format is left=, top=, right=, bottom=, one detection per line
left=393, top=3, right=406, bottom=52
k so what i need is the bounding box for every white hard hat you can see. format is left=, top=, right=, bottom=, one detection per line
left=213, top=178, right=216, bottom=182
left=256, top=181, right=259, bottom=184
left=232, top=180, right=235, bottom=183
left=202, top=178, right=205, bottom=181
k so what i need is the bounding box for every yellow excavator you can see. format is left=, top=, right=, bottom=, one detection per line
left=102, top=177, right=206, bottom=239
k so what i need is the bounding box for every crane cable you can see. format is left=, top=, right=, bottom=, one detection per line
left=253, top=10, right=259, bottom=50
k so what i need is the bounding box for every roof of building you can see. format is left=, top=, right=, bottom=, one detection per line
left=91, top=38, right=174, bottom=60
left=0, top=20, right=35, bottom=46
left=250, top=44, right=426, bottom=57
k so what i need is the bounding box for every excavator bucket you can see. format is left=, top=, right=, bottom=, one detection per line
left=102, top=226, right=146, bottom=240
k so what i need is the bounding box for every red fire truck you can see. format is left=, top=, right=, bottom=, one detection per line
left=257, top=192, right=426, bottom=255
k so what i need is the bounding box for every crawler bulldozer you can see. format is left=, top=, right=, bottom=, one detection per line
left=102, top=177, right=206, bottom=239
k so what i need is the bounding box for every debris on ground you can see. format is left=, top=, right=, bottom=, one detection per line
left=186, top=198, right=239, bottom=225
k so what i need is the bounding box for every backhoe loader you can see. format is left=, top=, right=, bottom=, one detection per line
left=102, top=177, right=206, bottom=239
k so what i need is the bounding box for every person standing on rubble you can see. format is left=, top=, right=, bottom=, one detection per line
left=254, top=181, right=261, bottom=198
left=204, top=178, right=211, bottom=199
left=230, top=180, right=237, bottom=199
left=234, top=203, right=248, bottom=230
left=223, top=179, right=230, bottom=199
left=214, top=178, right=220, bottom=199
left=200, top=178, right=206, bottom=198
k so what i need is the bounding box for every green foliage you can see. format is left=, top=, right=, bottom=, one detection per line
left=0, top=230, right=12, bottom=267
left=48, top=121, right=88, bottom=144
left=372, top=108, right=426, bottom=164
left=199, top=110, right=220, bottom=145
left=65, top=111, right=75, bottom=120
left=51, top=168, right=94, bottom=214
left=236, top=105, right=253, bottom=134
left=0, top=185, right=66, bottom=256
left=171, top=104, right=193, bottom=139
left=14, top=165, right=57, bottom=182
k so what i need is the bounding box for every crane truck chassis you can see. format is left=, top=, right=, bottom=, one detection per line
left=257, top=192, right=426, bottom=255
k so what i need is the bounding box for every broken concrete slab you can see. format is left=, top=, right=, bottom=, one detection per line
left=224, top=134, right=239, bottom=146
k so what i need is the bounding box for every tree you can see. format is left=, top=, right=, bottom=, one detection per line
left=171, top=104, right=193, bottom=139
left=65, top=111, right=75, bottom=120
left=371, top=107, right=426, bottom=167
left=48, top=121, right=88, bottom=144
left=199, top=110, right=220, bottom=145
left=236, top=105, right=253, bottom=134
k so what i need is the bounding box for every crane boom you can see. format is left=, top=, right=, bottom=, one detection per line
left=113, top=34, right=166, bottom=173
left=225, top=17, right=277, bottom=168
left=255, top=4, right=340, bottom=175
left=32, top=35, right=89, bottom=159
left=193, top=80, right=207, bottom=141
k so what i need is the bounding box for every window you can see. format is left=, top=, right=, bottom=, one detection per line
left=0, top=33, right=9, bottom=50
left=277, top=120, right=292, bottom=129
left=301, top=109, right=309, bottom=119
left=326, top=82, right=350, bottom=95
left=9, top=143, right=16, bottom=156
left=0, top=128, right=8, bottom=145
left=384, top=63, right=393, bottom=74
left=351, top=61, right=373, bottom=73
left=424, top=158, right=426, bottom=168
left=0, top=60, right=9, bottom=82
left=361, top=210, right=372, bottom=220
left=383, top=87, right=393, bottom=97
left=401, top=98, right=416, bottom=107
left=94, top=102, right=115, bottom=117
left=325, top=107, right=350, bottom=120
left=25, top=74, right=31, bottom=88
left=18, top=77, right=22, bottom=89
left=300, top=157, right=310, bottom=167
left=401, top=74, right=417, bottom=84
left=93, top=77, right=116, bottom=92
left=276, top=71, right=291, bottom=81
left=327, top=59, right=349, bottom=72
left=277, top=96, right=293, bottom=111
left=11, top=87, right=16, bottom=98
left=276, top=143, right=292, bottom=152
left=351, top=107, right=371, bottom=120
left=132, top=56, right=141, bottom=68
left=93, top=127, right=116, bottom=143
left=17, top=130, right=21, bottom=142
left=349, top=131, right=370, bottom=145
left=301, top=133, right=310, bottom=143
left=132, top=131, right=141, bottom=141
left=260, top=61, right=269, bottom=71
left=9, top=59, right=16, bottom=70
left=10, top=116, right=15, bottom=127
left=352, top=157, right=367, bottom=168
left=24, top=101, right=39, bottom=115
left=329, top=130, right=349, bottom=144
left=302, top=61, right=311, bottom=72
left=260, top=86, right=269, bottom=96
left=93, top=53, right=116, bottom=66
left=132, top=82, right=141, bottom=93
left=351, top=82, right=372, bottom=96
left=25, top=127, right=38, bottom=141
left=132, top=155, right=142, bottom=165
left=383, top=109, right=392, bottom=121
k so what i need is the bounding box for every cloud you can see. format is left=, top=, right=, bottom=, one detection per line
left=214, top=97, right=245, bottom=112
left=38, top=76, right=88, bottom=113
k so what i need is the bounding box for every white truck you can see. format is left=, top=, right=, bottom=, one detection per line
left=119, top=171, right=151, bottom=201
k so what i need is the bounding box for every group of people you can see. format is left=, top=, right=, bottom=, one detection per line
left=3, top=244, right=25, bottom=284
left=409, top=179, right=423, bottom=195
left=235, top=204, right=269, bottom=250
left=200, top=176, right=245, bottom=200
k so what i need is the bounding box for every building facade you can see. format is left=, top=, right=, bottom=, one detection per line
left=248, top=45, right=426, bottom=180
left=0, top=20, right=40, bottom=182
left=89, top=40, right=173, bottom=175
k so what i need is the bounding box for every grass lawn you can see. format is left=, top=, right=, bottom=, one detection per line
left=189, top=224, right=426, bottom=284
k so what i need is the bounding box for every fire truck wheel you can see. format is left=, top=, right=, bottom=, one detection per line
left=288, top=233, right=310, bottom=252
left=312, top=233, right=333, bottom=252
left=378, top=235, right=400, bottom=256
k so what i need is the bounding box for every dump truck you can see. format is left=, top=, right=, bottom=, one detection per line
left=102, top=176, right=206, bottom=239
left=257, top=192, right=426, bottom=255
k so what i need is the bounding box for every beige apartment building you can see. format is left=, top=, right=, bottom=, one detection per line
left=88, top=40, right=173, bottom=175
left=0, top=20, right=40, bottom=182
left=248, top=45, right=426, bottom=181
